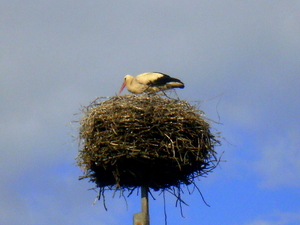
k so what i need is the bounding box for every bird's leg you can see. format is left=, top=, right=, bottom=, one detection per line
left=173, top=90, right=180, bottom=100
left=145, top=86, right=154, bottom=96
left=161, top=90, right=171, bottom=99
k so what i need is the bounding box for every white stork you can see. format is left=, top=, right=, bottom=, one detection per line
left=118, top=72, right=184, bottom=95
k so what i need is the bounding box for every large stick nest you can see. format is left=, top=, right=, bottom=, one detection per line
left=77, top=94, right=220, bottom=192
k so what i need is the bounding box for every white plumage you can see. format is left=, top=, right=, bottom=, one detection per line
left=118, top=72, right=184, bottom=95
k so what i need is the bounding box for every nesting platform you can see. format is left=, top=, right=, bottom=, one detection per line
left=77, top=94, right=220, bottom=192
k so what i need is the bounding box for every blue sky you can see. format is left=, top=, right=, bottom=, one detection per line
left=1, top=1, right=300, bottom=224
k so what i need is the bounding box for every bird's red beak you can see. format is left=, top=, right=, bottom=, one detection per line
left=118, top=81, right=126, bottom=95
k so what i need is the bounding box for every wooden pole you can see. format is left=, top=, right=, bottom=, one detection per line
left=133, top=186, right=149, bottom=225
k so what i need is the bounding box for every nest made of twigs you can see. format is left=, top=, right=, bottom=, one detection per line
left=77, top=94, right=220, bottom=192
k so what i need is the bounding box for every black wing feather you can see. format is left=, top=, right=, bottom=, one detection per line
left=149, top=72, right=184, bottom=86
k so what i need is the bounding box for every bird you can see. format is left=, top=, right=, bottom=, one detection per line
left=118, top=72, right=184, bottom=95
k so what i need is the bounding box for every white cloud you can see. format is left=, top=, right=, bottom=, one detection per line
left=246, top=209, right=300, bottom=225
left=255, top=129, right=300, bottom=188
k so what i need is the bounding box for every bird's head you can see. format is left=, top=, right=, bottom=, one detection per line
left=118, top=75, right=131, bottom=95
